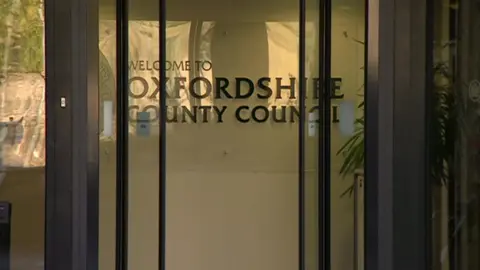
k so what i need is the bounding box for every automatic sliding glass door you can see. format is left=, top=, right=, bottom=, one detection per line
left=106, top=0, right=331, bottom=269
left=161, top=13, right=306, bottom=270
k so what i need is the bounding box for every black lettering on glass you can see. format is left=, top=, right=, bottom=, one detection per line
left=257, top=77, right=273, bottom=99
left=235, top=106, right=250, bottom=123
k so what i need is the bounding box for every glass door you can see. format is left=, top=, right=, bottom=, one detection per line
left=96, top=0, right=367, bottom=269
left=303, top=0, right=324, bottom=269
left=160, top=2, right=322, bottom=270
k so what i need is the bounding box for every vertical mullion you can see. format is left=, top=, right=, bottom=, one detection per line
left=115, top=0, right=129, bottom=268
left=159, top=0, right=167, bottom=270
left=321, top=0, right=332, bottom=268
left=299, top=0, right=306, bottom=269
left=424, top=0, right=434, bottom=268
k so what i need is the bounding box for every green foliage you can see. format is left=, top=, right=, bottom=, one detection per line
left=336, top=94, right=364, bottom=198
left=337, top=35, right=456, bottom=197
left=430, top=61, right=456, bottom=185
left=336, top=32, right=365, bottom=198
left=337, top=100, right=364, bottom=178
left=0, top=0, right=44, bottom=74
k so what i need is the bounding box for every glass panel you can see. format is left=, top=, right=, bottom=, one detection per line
left=330, top=0, right=365, bottom=270
left=126, top=10, right=160, bottom=270
left=99, top=0, right=162, bottom=268
left=430, top=0, right=480, bottom=269
left=163, top=2, right=301, bottom=270
left=303, top=2, right=321, bottom=270
left=0, top=0, right=45, bottom=268
left=98, top=0, right=117, bottom=269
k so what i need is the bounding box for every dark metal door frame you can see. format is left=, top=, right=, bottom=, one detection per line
left=45, top=0, right=100, bottom=269
left=364, top=0, right=430, bottom=269
left=115, top=0, right=129, bottom=268
left=320, top=0, right=332, bottom=268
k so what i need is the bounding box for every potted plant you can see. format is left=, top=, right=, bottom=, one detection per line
left=336, top=31, right=365, bottom=197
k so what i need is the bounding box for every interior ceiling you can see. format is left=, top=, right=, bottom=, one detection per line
left=100, top=0, right=321, bottom=21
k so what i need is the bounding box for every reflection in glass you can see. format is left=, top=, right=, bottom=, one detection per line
left=98, top=10, right=162, bottom=270
left=304, top=2, right=321, bottom=270
left=331, top=1, right=365, bottom=270
left=164, top=3, right=302, bottom=270
left=0, top=0, right=45, bottom=268
left=430, top=0, right=480, bottom=269
left=98, top=3, right=117, bottom=270
left=126, top=18, right=160, bottom=270
left=97, top=1, right=366, bottom=269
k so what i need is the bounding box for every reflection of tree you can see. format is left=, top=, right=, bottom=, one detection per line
left=24, top=0, right=45, bottom=166
left=0, top=0, right=45, bottom=167
left=0, top=0, right=44, bottom=117
left=1, top=0, right=21, bottom=116
left=0, top=0, right=44, bottom=74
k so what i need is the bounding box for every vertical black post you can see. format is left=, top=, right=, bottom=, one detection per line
left=299, top=0, right=306, bottom=269
left=0, top=202, right=11, bottom=270
left=364, top=0, right=395, bottom=268
left=424, top=0, right=433, bottom=267
left=115, top=0, right=129, bottom=267
left=159, top=0, right=166, bottom=270
left=45, top=0, right=100, bottom=267
left=321, top=0, right=332, bottom=268
left=365, top=0, right=429, bottom=269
